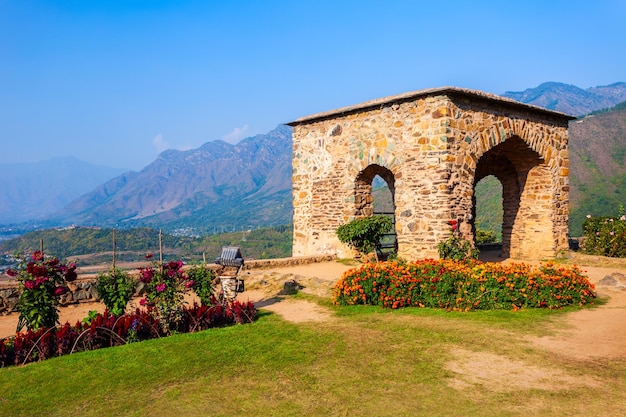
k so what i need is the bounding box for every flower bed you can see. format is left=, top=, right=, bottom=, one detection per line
left=332, top=259, right=596, bottom=310
left=0, top=300, right=256, bottom=368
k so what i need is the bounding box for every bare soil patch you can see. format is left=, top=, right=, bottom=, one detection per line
left=445, top=347, right=602, bottom=392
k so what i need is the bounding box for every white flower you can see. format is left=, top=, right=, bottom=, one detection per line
left=586, top=214, right=591, bottom=219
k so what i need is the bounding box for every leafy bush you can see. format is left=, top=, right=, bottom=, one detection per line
left=6, top=251, right=78, bottom=332
left=582, top=211, right=626, bottom=257
left=138, top=258, right=193, bottom=332
left=333, top=259, right=596, bottom=310
left=186, top=264, right=216, bottom=306
left=336, top=215, right=393, bottom=257
left=475, top=228, right=498, bottom=245
left=95, top=268, right=136, bottom=316
left=437, top=220, right=479, bottom=261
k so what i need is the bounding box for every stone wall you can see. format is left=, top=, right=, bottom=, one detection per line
left=0, top=255, right=336, bottom=315
left=289, top=87, right=573, bottom=260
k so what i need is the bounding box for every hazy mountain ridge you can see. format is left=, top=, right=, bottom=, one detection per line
left=52, top=125, right=293, bottom=231
left=0, top=157, right=126, bottom=224
left=3, top=82, right=626, bottom=237
left=502, top=81, right=626, bottom=116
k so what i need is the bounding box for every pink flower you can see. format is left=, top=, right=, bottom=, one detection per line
left=139, top=298, right=147, bottom=306
left=35, top=276, right=49, bottom=286
left=156, top=283, right=166, bottom=292
left=185, top=280, right=195, bottom=289
left=139, top=267, right=154, bottom=283
left=31, top=251, right=44, bottom=261
left=23, top=280, right=37, bottom=290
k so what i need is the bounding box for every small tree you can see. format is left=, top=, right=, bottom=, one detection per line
left=336, top=215, right=393, bottom=260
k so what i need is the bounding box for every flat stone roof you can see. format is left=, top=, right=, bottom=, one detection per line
left=287, top=86, right=576, bottom=126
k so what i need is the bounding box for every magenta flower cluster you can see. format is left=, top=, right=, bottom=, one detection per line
left=9, top=251, right=79, bottom=332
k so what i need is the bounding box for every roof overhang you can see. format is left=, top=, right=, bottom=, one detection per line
left=287, top=86, right=576, bottom=126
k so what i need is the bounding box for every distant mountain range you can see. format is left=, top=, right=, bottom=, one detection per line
left=502, top=82, right=626, bottom=116
left=2, top=82, right=626, bottom=237
left=50, top=125, right=293, bottom=233
left=0, top=157, right=125, bottom=224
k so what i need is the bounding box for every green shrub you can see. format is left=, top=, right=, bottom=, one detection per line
left=95, top=268, right=136, bottom=316
left=138, top=260, right=192, bottom=332
left=475, top=228, right=498, bottom=244
left=7, top=251, right=78, bottom=332
left=437, top=220, right=479, bottom=261
left=186, top=264, right=216, bottom=306
left=336, top=215, right=393, bottom=257
left=582, top=210, right=626, bottom=257
left=333, top=259, right=596, bottom=310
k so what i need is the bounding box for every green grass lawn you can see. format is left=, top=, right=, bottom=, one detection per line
left=1, top=301, right=625, bottom=416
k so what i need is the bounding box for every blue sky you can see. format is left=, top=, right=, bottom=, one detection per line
left=1, top=0, right=625, bottom=170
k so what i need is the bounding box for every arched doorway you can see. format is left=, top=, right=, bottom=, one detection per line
left=355, top=164, right=397, bottom=257
left=473, top=137, right=552, bottom=258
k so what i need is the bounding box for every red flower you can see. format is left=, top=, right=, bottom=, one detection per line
left=54, top=286, right=69, bottom=296
left=5, top=268, right=17, bottom=277
left=23, top=280, right=37, bottom=290
left=31, top=251, right=44, bottom=261
left=145, top=253, right=154, bottom=259
left=139, top=267, right=154, bottom=283
left=65, top=269, right=78, bottom=282
left=35, top=276, right=49, bottom=286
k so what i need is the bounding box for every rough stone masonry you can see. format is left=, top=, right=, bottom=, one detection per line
left=288, top=87, right=575, bottom=260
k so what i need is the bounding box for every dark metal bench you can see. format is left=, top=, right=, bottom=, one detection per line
left=215, top=246, right=245, bottom=300
left=215, top=246, right=244, bottom=273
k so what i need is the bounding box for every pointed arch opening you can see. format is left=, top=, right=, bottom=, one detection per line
left=355, top=164, right=397, bottom=258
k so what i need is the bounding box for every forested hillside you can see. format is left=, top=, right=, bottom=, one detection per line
left=568, top=101, right=626, bottom=234
left=0, top=226, right=292, bottom=267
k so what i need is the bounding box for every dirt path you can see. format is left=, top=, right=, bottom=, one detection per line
left=526, top=264, right=626, bottom=360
